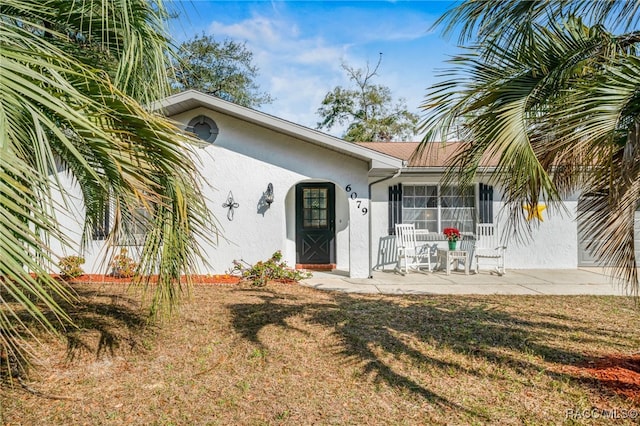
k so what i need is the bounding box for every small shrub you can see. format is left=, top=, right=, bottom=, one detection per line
left=58, top=255, right=85, bottom=279
left=110, top=248, right=137, bottom=278
left=231, top=251, right=311, bottom=286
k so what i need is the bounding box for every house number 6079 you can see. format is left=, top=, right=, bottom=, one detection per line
left=345, top=184, right=368, bottom=215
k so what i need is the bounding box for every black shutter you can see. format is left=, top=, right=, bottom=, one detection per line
left=92, top=198, right=110, bottom=240
left=388, top=183, right=402, bottom=234
left=479, top=183, right=493, bottom=224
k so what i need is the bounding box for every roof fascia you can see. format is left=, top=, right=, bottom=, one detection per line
left=401, top=166, right=497, bottom=174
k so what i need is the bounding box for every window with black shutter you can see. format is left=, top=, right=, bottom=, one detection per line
left=91, top=197, right=149, bottom=245
left=388, top=183, right=488, bottom=234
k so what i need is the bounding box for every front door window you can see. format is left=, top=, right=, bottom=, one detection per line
left=303, top=188, right=329, bottom=228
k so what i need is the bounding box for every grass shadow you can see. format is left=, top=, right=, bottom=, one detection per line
left=226, top=288, right=639, bottom=421
left=7, top=283, right=153, bottom=368
left=226, top=289, right=489, bottom=419
left=227, top=287, right=312, bottom=345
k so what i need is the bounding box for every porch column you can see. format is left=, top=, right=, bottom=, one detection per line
left=349, top=191, right=370, bottom=278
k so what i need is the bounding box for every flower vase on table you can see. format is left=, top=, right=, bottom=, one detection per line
left=443, top=227, right=461, bottom=251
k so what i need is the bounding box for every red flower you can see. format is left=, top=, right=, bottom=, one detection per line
left=443, top=227, right=461, bottom=241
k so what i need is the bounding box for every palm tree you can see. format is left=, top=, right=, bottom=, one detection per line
left=1, top=0, right=214, bottom=369
left=419, top=1, right=640, bottom=293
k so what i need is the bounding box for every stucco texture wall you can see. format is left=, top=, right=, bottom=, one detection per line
left=495, top=199, right=579, bottom=270
left=177, top=107, right=372, bottom=277
left=53, top=105, right=374, bottom=278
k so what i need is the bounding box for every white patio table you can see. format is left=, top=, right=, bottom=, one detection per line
left=436, top=248, right=469, bottom=275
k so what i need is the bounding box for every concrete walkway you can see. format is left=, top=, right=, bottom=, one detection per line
left=300, top=268, right=632, bottom=296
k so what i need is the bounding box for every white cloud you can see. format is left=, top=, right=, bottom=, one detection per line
left=209, top=15, right=346, bottom=67
left=193, top=3, right=448, bottom=136
left=293, top=43, right=348, bottom=66
left=209, top=15, right=288, bottom=46
left=204, top=13, right=355, bottom=129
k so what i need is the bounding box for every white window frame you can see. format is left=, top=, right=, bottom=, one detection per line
left=401, top=183, right=476, bottom=234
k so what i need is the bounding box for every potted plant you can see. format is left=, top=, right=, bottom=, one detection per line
left=443, top=227, right=461, bottom=250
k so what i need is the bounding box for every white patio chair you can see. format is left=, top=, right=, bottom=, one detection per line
left=474, top=223, right=506, bottom=275
left=395, top=224, right=431, bottom=275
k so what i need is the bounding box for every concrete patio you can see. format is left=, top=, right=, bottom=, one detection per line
left=301, top=268, right=633, bottom=296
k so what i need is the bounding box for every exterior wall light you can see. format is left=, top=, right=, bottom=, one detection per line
left=265, top=183, right=274, bottom=205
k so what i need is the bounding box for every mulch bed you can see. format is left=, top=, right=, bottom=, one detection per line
left=558, top=354, right=640, bottom=403
left=62, top=273, right=242, bottom=285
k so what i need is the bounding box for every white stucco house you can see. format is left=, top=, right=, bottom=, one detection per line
left=56, top=90, right=639, bottom=278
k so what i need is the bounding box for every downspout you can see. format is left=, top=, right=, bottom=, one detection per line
left=367, top=164, right=405, bottom=278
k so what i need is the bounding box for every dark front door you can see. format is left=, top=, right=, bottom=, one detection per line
left=296, top=183, right=335, bottom=264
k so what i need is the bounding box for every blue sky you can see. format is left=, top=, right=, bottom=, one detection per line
left=169, top=1, right=458, bottom=137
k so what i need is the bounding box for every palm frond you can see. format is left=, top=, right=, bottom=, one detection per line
left=1, top=0, right=216, bottom=370
left=421, top=3, right=640, bottom=292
